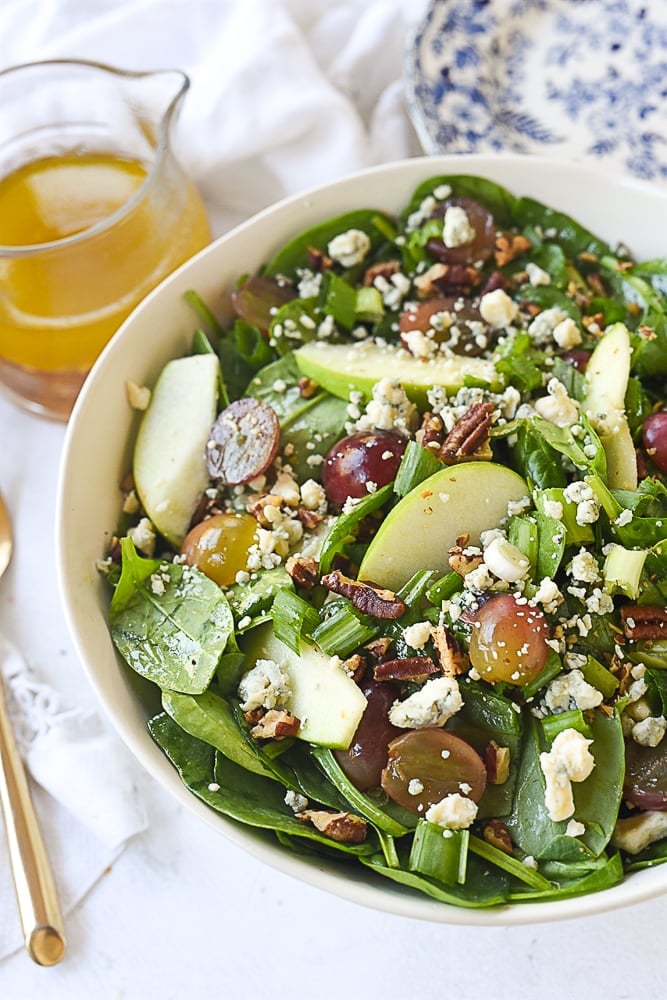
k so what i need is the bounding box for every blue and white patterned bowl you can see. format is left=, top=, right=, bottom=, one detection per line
left=406, top=0, right=667, bottom=182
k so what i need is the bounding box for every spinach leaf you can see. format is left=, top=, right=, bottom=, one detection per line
left=110, top=539, right=234, bottom=695
left=511, top=421, right=566, bottom=489
left=311, top=747, right=409, bottom=837
left=361, top=852, right=510, bottom=907
left=447, top=679, right=522, bottom=817
left=245, top=352, right=348, bottom=481
left=264, top=210, right=393, bottom=278
left=511, top=197, right=612, bottom=258
left=400, top=175, right=517, bottom=228
left=504, top=711, right=624, bottom=861
left=161, top=689, right=276, bottom=779
left=225, top=566, right=294, bottom=622
left=601, top=262, right=667, bottom=376
left=149, top=713, right=374, bottom=856
left=509, top=852, right=624, bottom=901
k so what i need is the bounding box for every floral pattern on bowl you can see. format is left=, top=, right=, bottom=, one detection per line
left=405, top=0, right=667, bottom=182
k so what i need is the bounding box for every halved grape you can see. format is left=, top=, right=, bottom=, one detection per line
left=333, top=681, right=402, bottom=791
left=624, top=738, right=667, bottom=810
left=207, top=398, right=280, bottom=485
left=425, top=198, right=496, bottom=267
left=399, top=295, right=488, bottom=357
left=180, top=512, right=258, bottom=586
left=642, top=411, right=667, bottom=474
left=466, top=593, right=550, bottom=686
left=322, top=430, right=407, bottom=505
left=381, top=728, right=486, bottom=814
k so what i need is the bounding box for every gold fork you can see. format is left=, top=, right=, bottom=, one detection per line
left=0, top=491, right=66, bottom=965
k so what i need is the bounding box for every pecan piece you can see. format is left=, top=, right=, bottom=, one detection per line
left=415, top=411, right=445, bottom=452
left=447, top=543, right=483, bottom=577
left=481, top=270, right=509, bottom=295
left=363, top=259, right=401, bottom=286
left=297, top=376, right=319, bottom=398
left=342, top=653, right=367, bottom=684
left=439, top=402, right=495, bottom=463
left=620, top=605, right=667, bottom=641
left=247, top=492, right=284, bottom=526
left=285, top=555, right=319, bottom=589
left=250, top=709, right=300, bottom=740
left=483, top=740, right=511, bottom=785
left=307, top=245, right=333, bottom=271
left=321, top=570, right=406, bottom=619
left=373, top=655, right=438, bottom=683
left=413, top=263, right=450, bottom=299
left=297, top=809, right=367, bottom=844
left=483, top=819, right=514, bottom=854
left=494, top=233, right=531, bottom=267
left=296, top=508, right=325, bottom=531
left=432, top=625, right=468, bottom=677
left=363, top=636, right=394, bottom=662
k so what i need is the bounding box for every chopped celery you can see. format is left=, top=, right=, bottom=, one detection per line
left=603, top=542, right=648, bottom=599
left=409, top=821, right=469, bottom=886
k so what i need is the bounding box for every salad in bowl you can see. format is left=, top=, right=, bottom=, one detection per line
left=59, top=156, right=667, bottom=922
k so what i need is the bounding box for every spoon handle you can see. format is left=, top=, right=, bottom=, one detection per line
left=0, top=674, right=66, bottom=965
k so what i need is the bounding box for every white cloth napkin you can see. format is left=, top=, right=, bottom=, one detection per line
left=0, top=0, right=425, bottom=960
left=0, top=634, right=148, bottom=960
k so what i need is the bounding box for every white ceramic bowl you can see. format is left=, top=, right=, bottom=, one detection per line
left=57, top=154, right=667, bottom=925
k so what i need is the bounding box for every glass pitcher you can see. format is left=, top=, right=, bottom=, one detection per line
left=0, top=59, right=211, bottom=420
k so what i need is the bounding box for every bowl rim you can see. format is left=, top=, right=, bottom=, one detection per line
left=57, top=152, right=667, bottom=926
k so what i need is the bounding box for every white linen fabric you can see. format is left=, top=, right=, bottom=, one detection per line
left=0, top=0, right=424, bottom=960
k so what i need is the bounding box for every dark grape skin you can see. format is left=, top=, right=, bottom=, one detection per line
left=624, top=738, right=667, bottom=810
left=425, top=197, right=496, bottom=267
left=642, top=411, right=667, bottom=474
left=206, top=398, right=280, bottom=486
left=561, top=349, right=591, bottom=373
left=333, top=681, right=403, bottom=792
left=466, top=593, right=551, bottom=686
left=322, top=430, right=407, bottom=506
left=381, top=729, right=487, bottom=814
left=399, top=296, right=488, bottom=357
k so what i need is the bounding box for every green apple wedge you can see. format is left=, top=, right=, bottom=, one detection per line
left=133, top=353, right=220, bottom=547
left=242, top=625, right=367, bottom=749
left=582, top=322, right=637, bottom=490
left=294, top=340, right=500, bottom=408
left=358, top=461, right=528, bottom=591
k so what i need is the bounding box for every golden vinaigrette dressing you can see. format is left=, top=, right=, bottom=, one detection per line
left=0, top=152, right=211, bottom=374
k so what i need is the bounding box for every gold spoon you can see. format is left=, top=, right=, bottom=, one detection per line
left=0, top=491, right=66, bottom=965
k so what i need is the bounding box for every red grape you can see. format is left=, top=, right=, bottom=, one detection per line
left=425, top=198, right=496, bottom=267
left=466, top=593, right=550, bottom=686
left=334, top=681, right=402, bottom=791
left=207, top=398, right=280, bottom=485
left=561, top=349, right=591, bottom=373
left=642, top=411, right=667, bottom=474
left=624, top=737, right=667, bottom=810
left=399, top=295, right=488, bottom=357
left=322, top=430, right=407, bottom=505
left=381, top=728, right=487, bottom=814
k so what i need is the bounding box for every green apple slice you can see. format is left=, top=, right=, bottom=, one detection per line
left=294, top=340, right=500, bottom=407
left=358, top=461, right=529, bottom=591
left=133, top=354, right=219, bottom=547
left=582, top=323, right=637, bottom=490
left=242, top=626, right=367, bottom=749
